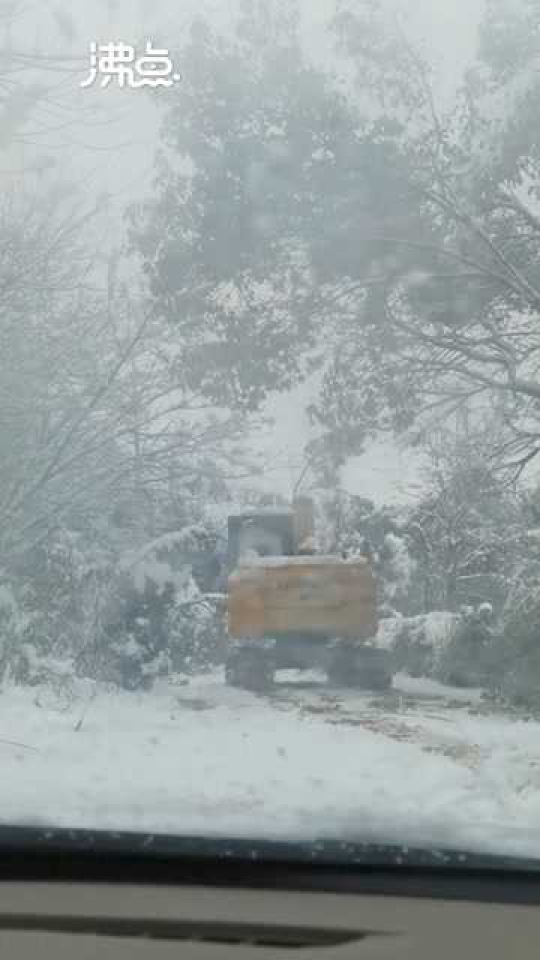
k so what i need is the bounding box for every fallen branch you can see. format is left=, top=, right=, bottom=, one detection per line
left=74, top=687, right=97, bottom=733
left=0, top=738, right=39, bottom=752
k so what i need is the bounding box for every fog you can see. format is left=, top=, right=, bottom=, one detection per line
left=1, top=0, right=483, bottom=502
left=4, top=0, right=540, bottom=858
left=1, top=0, right=483, bottom=223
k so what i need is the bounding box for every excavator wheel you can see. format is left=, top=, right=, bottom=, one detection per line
left=327, top=642, right=393, bottom=691
left=225, top=644, right=274, bottom=693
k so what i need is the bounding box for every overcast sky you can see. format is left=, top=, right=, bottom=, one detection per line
left=3, top=0, right=484, bottom=205
left=2, top=0, right=485, bottom=505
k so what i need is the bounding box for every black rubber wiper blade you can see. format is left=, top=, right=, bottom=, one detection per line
left=0, top=824, right=539, bottom=872
left=2, top=826, right=540, bottom=906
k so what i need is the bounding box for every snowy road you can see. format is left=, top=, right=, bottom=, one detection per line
left=2, top=671, right=540, bottom=860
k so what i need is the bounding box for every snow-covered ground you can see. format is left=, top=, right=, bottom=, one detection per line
left=2, top=671, right=540, bottom=860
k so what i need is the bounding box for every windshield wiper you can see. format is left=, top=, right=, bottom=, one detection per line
left=1, top=825, right=540, bottom=902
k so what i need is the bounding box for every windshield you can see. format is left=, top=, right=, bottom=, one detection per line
left=2, top=0, right=540, bottom=865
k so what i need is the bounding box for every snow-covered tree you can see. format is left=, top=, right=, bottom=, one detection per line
left=316, top=490, right=417, bottom=616
left=406, top=421, right=523, bottom=612
left=305, top=0, right=540, bottom=477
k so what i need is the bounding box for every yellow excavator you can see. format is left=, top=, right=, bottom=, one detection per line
left=225, top=496, right=393, bottom=692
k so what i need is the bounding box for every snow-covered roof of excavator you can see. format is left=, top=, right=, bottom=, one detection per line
left=230, top=507, right=294, bottom=518
left=236, top=555, right=368, bottom=567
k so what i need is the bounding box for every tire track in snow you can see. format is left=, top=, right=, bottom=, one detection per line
left=263, top=686, right=489, bottom=770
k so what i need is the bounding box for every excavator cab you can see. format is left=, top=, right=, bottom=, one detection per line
left=224, top=497, right=393, bottom=693
left=227, top=496, right=316, bottom=569
left=227, top=511, right=295, bottom=568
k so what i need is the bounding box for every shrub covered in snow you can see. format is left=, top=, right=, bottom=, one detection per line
left=379, top=605, right=506, bottom=690
left=0, top=518, right=225, bottom=693
left=485, top=577, right=540, bottom=708
left=0, top=581, right=35, bottom=682
left=379, top=611, right=460, bottom=678
left=101, top=531, right=225, bottom=689
left=435, top=605, right=499, bottom=688
left=2, top=527, right=116, bottom=681
left=380, top=532, right=416, bottom=613
left=166, top=592, right=226, bottom=674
